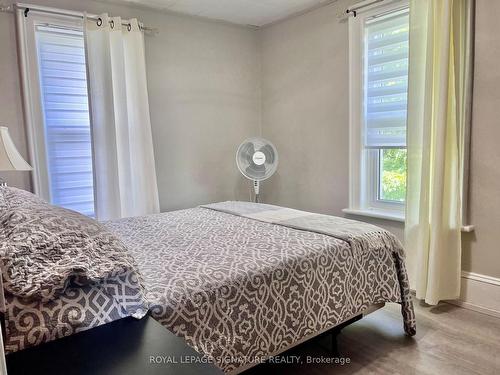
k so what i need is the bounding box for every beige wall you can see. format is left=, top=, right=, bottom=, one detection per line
left=260, top=0, right=349, bottom=215
left=146, top=13, right=261, bottom=211
left=461, top=0, right=500, bottom=278
left=0, top=11, right=31, bottom=190
left=260, top=0, right=499, bottom=279
left=0, top=0, right=261, bottom=211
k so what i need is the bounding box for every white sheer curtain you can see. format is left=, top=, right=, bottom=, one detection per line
left=85, top=14, right=160, bottom=220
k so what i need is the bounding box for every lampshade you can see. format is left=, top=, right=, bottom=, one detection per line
left=0, top=126, right=32, bottom=171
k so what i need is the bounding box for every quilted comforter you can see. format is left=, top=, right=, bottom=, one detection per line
left=1, top=187, right=147, bottom=354
left=103, top=202, right=416, bottom=373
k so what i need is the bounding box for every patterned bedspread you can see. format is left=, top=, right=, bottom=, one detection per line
left=3, top=271, right=147, bottom=353
left=1, top=186, right=148, bottom=354
left=104, top=202, right=416, bottom=373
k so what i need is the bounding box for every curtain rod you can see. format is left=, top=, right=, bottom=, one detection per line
left=0, top=3, right=158, bottom=35
left=337, top=0, right=402, bottom=20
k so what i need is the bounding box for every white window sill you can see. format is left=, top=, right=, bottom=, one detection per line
left=342, top=208, right=476, bottom=232
left=342, top=208, right=405, bottom=223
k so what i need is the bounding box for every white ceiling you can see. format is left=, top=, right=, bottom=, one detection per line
left=108, top=0, right=332, bottom=27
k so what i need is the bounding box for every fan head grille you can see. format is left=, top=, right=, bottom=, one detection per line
left=236, top=137, right=278, bottom=181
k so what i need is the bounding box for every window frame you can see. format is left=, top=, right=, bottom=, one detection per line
left=16, top=9, right=96, bottom=215
left=345, top=0, right=409, bottom=222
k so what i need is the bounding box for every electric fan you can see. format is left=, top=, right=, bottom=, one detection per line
left=236, top=137, right=278, bottom=203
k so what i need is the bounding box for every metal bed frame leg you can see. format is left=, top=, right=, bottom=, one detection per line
left=321, top=314, right=362, bottom=356
left=331, top=329, right=340, bottom=356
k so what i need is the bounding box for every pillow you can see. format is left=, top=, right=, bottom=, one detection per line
left=1, top=186, right=46, bottom=210
left=0, top=187, right=144, bottom=302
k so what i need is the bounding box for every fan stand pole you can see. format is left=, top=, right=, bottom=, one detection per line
left=253, top=180, right=260, bottom=203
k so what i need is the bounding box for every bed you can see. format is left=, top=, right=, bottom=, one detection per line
left=0, top=187, right=415, bottom=374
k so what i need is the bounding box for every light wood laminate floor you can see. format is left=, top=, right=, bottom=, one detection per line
left=245, top=298, right=500, bottom=374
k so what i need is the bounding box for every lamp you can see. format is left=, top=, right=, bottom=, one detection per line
left=0, top=126, right=32, bottom=186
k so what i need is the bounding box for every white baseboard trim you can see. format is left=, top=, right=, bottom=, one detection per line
left=446, top=271, right=500, bottom=318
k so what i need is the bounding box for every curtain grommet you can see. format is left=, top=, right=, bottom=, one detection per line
left=110, top=19, right=114, bottom=29
left=96, top=17, right=102, bottom=26
left=127, top=23, right=132, bottom=31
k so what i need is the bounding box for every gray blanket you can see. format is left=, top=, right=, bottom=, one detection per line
left=202, top=202, right=415, bottom=335
left=104, top=202, right=416, bottom=373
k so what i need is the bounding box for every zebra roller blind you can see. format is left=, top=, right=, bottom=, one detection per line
left=35, top=25, right=95, bottom=216
left=364, top=8, right=409, bottom=149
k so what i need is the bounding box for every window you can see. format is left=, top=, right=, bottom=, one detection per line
left=346, top=1, right=409, bottom=221
left=18, top=13, right=95, bottom=216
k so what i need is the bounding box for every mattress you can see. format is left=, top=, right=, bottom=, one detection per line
left=103, top=202, right=415, bottom=373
